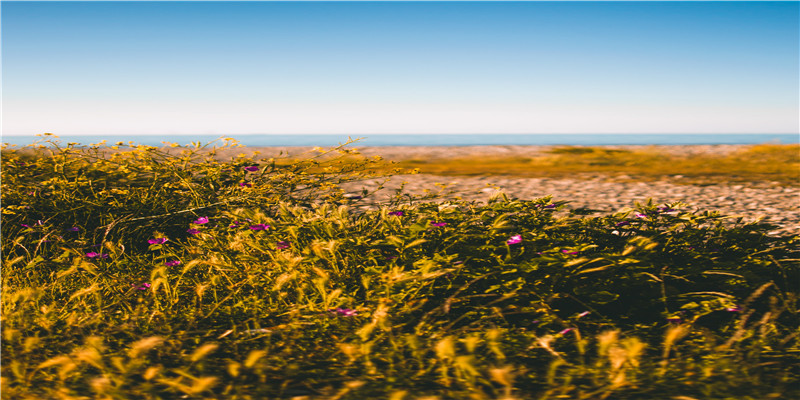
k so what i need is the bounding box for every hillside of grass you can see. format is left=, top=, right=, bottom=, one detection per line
left=2, top=139, right=799, bottom=399
left=391, top=144, right=800, bottom=185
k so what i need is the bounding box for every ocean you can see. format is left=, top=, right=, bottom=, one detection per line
left=2, top=133, right=798, bottom=148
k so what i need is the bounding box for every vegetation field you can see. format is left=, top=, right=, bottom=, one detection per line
left=2, top=138, right=799, bottom=399
left=389, top=144, right=800, bottom=186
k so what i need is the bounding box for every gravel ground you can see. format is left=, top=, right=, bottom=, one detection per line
left=339, top=174, right=799, bottom=236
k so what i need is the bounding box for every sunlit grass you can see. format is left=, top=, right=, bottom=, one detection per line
left=2, top=137, right=798, bottom=399
left=390, top=144, right=800, bottom=185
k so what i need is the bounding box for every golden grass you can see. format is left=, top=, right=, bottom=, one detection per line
left=387, top=144, right=800, bottom=186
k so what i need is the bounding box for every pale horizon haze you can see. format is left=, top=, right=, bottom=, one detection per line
left=2, top=1, right=798, bottom=137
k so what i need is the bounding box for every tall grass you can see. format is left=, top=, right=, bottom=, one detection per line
left=2, top=138, right=798, bottom=399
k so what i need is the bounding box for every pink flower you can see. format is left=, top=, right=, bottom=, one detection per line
left=506, top=235, right=522, bottom=245
left=244, top=165, right=259, bottom=172
left=726, top=306, right=741, bottom=312
left=388, top=211, right=405, bottom=216
left=430, top=222, right=447, bottom=227
left=329, top=308, right=358, bottom=317
left=132, top=282, right=151, bottom=291
left=559, top=328, right=573, bottom=335
left=276, top=241, right=290, bottom=250
left=192, top=217, right=209, bottom=224
left=67, top=227, right=80, bottom=232
left=561, top=249, right=579, bottom=255
left=239, top=182, right=252, bottom=187
left=148, top=238, right=168, bottom=244
left=165, top=260, right=181, bottom=266
left=577, top=311, right=590, bottom=318
left=249, top=224, right=269, bottom=230
left=187, top=228, right=201, bottom=235
left=86, top=252, right=109, bottom=259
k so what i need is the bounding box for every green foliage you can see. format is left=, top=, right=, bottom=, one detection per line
left=2, top=139, right=798, bottom=399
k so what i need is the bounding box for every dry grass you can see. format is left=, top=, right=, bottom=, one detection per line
left=388, top=144, right=800, bottom=185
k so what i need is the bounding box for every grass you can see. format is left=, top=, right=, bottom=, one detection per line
left=389, top=144, right=800, bottom=185
left=2, top=137, right=799, bottom=399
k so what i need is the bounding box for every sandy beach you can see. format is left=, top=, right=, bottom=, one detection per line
left=212, top=144, right=798, bottom=236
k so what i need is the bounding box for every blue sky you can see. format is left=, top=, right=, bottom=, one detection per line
left=2, top=1, right=798, bottom=136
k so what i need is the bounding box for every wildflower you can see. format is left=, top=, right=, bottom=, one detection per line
left=187, top=228, right=201, bottom=235
left=244, top=165, right=259, bottom=172
left=239, top=182, right=252, bottom=187
left=725, top=306, right=741, bottom=312
left=165, top=260, right=181, bottom=266
left=329, top=308, right=358, bottom=317
left=276, top=241, right=290, bottom=250
left=67, top=227, right=80, bottom=232
left=430, top=222, right=447, bottom=227
left=388, top=211, right=405, bottom=216
left=559, top=328, right=574, bottom=335
left=615, top=221, right=630, bottom=227
left=132, top=282, right=151, bottom=291
left=148, top=238, right=168, bottom=244
left=561, top=249, right=579, bottom=255
left=192, top=217, right=209, bottom=224
left=506, top=234, right=522, bottom=245
left=20, top=224, right=30, bottom=228
left=249, top=224, right=269, bottom=230
left=577, top=311, right=590, bottom=318
left=86, top=252, right=109, bottom=259
left=544, top=204, right=556, bottom=209
left=634, top=213, right=647, bottom=218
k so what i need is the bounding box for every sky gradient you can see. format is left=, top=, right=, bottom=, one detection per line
left=2, top=1, right=798, bottom=136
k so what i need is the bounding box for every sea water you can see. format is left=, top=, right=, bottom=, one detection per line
left=2, top=133, right=798, bottom=147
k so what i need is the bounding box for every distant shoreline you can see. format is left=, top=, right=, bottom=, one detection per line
left=2, top=133, right=797, bottom=148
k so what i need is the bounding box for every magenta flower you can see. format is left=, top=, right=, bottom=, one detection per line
left=726, top=306, right=741, bottom=312
left=239, top=182, right=252, bottom=187
left=276, top=241, right=290, bottom=250
left=615, top=221, right=630, bottom=227
left=561, top=249, right=579, bottom=255
left=192, top=217, right=209, bottom=224
left=148, top=238, right=168, bottom=244
left=244, top=165, right=259, bottom=172
left=249, top=224, right=269, bottom=230
left=86, top=252, right=109, bottom=259
left=506, top=235, right=522, bottom=245
left=634, top=213, right=647, bottom=219
left=430, top=222, right=447, bottom=227
left=544, top=204, right=556, bottom=209
left=388, top=211, right=405, bottom=216
left=165, top=260, right=181, bottom=267
left=132, top=282, right=151, bottom=291
left=186, top=228, right=201, bottom=235
left=559, top=328, right=574, bottom=335
left=20, top=224, right=30, bottom=228
left=329, top=308, right=358, bottom=317
left=67, top=227, right=80, bottom=232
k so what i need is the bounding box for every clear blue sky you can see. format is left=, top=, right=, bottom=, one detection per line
left=2, top=1, right=798, bottom=136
